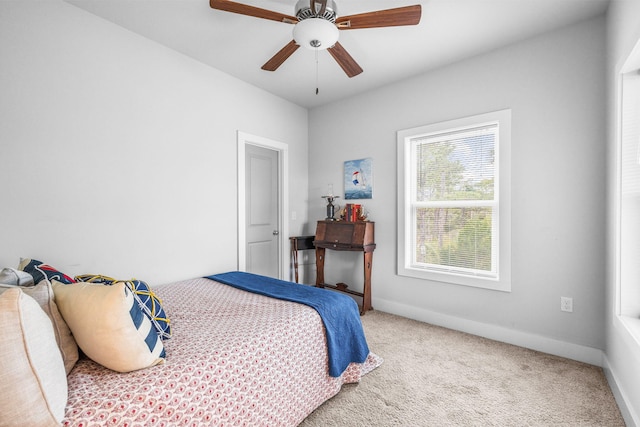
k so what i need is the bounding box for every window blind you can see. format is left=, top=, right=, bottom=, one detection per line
left=410, top=123, right=498, bottom=276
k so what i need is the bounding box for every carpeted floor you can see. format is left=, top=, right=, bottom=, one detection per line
left=300, top=311, right=625, bottom=426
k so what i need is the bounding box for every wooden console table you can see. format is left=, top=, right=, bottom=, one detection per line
left=313, top=220, right=375, bottom=314
left=289, top=235, right=315, bottom=283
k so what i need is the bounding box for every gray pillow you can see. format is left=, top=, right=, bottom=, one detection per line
left=0, top=267, right=34, bottom=286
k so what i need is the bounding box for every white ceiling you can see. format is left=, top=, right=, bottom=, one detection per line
left=65, top=0, right=609, bottom=109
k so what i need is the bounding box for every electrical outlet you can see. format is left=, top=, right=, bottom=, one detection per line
left=560, top=297, right=573, bottom=313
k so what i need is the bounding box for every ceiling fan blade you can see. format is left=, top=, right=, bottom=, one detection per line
left=335, top=5, right=421, bottom=29
left=327, top=42, right=363, bottom=78
left=261, top=40, right=300, bottom=71
left=210, top=0, right=297, bottom=24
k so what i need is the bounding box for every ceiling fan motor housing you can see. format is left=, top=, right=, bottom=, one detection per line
left=295, top=0, right=337, bottom=22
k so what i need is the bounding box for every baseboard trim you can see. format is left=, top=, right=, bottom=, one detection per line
left=373, top=298, right=604, bottom=366
left=602, top=354, right=640, bottom=427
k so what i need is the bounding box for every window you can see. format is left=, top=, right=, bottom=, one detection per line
left=619, top=67, right=640, bottom=340
left=397, top=110, right=511, bottom=291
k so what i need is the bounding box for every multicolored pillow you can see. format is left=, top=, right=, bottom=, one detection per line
left=73, top=274, right=114, bottom=285
left=18, top=258, right=75, bottom=285
left=75, top=274, right=171, bottom=340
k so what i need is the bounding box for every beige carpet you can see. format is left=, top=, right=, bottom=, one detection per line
left=300, top=311, right=625, bottom=426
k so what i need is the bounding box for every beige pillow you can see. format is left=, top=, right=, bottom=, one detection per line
left=1, top=281, right=79, bottom=375
left=0, top=288, right=68, bottom=427
left=52, top=280, right=165, bottom=373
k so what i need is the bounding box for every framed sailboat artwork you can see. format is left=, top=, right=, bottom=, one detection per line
left=344, top=158, right=373, bottom=200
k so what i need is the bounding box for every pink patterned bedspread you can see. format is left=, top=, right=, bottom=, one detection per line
left=62, top=277, right=382, bottom=426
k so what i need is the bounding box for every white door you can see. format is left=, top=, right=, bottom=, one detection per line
left=245, top=144, right=280, bottom=278
left=237, top=132, right=289, bottom=280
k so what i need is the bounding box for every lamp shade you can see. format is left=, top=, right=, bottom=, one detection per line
left=293, top=18, right=339, bottom=50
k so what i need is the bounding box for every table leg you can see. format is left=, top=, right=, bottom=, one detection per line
left=362, top=251, right=373, bottom=313
left=315, top=247, right=326, bottom=287
left=291, top=240, right=299, bottom=283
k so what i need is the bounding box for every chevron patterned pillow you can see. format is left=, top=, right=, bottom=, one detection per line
left=75, top=274, right=171, bottom=340
left=52, top=280, right=165, bottom=373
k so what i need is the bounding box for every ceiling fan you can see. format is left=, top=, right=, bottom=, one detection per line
left=209, top=0, right=422, bottom=78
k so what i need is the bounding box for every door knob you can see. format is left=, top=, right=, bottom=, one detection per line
left=273, top=230, right=280, bottom=235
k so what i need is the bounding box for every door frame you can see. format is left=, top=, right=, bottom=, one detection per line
left=237, top=131, right=289, bottom=280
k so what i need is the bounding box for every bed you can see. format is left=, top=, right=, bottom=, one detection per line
left=58, top=273, right=382, bottom=426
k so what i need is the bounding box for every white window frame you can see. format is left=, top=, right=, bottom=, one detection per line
left=616, top=37, right=640, bottom=347
left=397, top=109, right=512, bottom=291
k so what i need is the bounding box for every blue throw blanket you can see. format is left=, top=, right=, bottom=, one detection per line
left=205, top=271, right=369, bottom=377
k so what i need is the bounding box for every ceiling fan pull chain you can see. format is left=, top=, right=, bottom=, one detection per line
left=315, top=48, right=319, bottom=95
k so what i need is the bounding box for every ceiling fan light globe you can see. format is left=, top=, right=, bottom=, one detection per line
left=293, top=18, right=339, bottom=50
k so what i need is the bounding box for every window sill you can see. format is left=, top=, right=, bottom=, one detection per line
left=619, top=315, right=640, bottom=347
left=398, top=265, right=511, bottom=292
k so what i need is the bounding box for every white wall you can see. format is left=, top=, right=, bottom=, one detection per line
left=309, top=16, right=607, bottom=362
left=606, top=1, right=640, bottom=425
left=0, top=1, right=309, bottom=285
